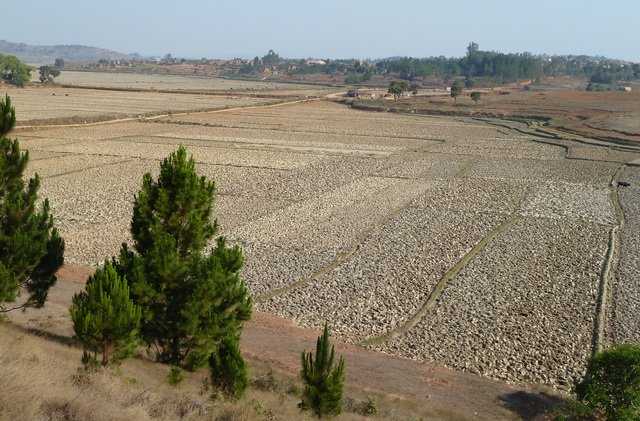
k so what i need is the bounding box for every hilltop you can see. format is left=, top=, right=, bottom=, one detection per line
left=0, top=39, right=129, bottom=64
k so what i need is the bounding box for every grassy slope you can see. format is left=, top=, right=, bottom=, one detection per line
left=0, top=322, right=455, bottom=421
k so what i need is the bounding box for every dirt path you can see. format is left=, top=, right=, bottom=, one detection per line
left=6, top=266, right=562, bottom=420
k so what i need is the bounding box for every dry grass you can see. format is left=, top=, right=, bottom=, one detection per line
left=0, top=323, right=425, bottom=421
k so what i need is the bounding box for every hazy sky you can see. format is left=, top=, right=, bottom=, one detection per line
left=4, top=0, right=639, bottom=60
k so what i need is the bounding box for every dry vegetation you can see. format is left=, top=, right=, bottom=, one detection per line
left=11, top=97, right=640, bottom=395
left=0, top=323, right=435, bottom=421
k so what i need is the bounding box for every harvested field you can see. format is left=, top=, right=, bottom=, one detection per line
left=374, top=217, right=610, bottom=387
left=55, top=70, right=333, bottom=95
left=610, top=166, right=640, bottom=344
left=4, top=85, right=275, bottom=124
left=14, top=97, right=638, bottom=389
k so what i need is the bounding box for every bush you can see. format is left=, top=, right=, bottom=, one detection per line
left=574, top=344, right=640, bottom=420
left=70, top=262, right=141, bottom=366
left=300, top=323, right=345, bottom=417
left=209, top=335, right=248, bottom=399
left=115, top=146, right=252, bottom=369
left=167, top=366, right=185, bottom=386
left=0, top=95, right=64, bottom=313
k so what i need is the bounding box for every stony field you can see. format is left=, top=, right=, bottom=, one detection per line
left=15, top=98, right=640, bottom=388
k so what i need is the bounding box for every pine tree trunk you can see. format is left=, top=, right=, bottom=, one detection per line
left=102, top=342, right=112, bottom=366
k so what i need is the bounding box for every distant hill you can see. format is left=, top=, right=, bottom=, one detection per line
left=0, top=40, right=129, bottom=64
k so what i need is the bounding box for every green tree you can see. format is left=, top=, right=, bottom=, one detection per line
left=38, top=66, right=61, bottom=84
left=0, top=55, right=32, bottom=87
left=388, top=80, right=409, bottom=101
left=209, top=334, right=248, bottom=399
left=451, top=80, right=464, bottom=102
left=0, top=95, right=64, bottom=313
left=115, top=146, right=252, bottom=369
left=471, top=91, right=482, bottom=104
left=54, top=58, right=65, bottom=69
left=70, top=262, right=141, bottom=366
left=300, top=323, right=346, bottom=418
left=573, top=344, right=640, bottom=420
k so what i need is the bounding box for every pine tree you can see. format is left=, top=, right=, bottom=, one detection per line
left=0, top=95, right=64, bottom=313
left=300, top=323, right=346, bottom=417
left=115, top=146, right=252, bottom=369
left=70, top=262, right=141, bottom=366
left=209, top=334, right=248, bottom=399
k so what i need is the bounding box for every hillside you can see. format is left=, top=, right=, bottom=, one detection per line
left=0, top=40, right=129, bottom=64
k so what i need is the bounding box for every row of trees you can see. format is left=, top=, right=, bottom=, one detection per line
left=239, top=44, right=640, bottom=86
left=0, top=94, right=345, bottom=417
left=0, top=54, right=63, bottom=86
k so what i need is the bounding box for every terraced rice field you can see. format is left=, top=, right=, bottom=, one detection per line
left=55, top=70, right=334, bottom=94
left=3, top=85, right=278, bottom=124
left=16, top=99, right=640, bottom=388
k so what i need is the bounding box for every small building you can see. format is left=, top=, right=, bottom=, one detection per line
left=623, top=86, right=633, bottom=92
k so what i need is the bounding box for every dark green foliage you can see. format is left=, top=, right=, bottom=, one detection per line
left=300, top=323, right=345, bottom=418
left=471, top=91, right=482, bottom=104
left=38, top=66, right=61, bottom=84
left=451, top=81, right=463, bottom=102
left=167, top=365, right=185, bottom=386
left=573, top=344, right=640, bottom=420
left=70, top=262, right=141, bottom=366
left=209, top=335, right=248, bottom=399
left=0, top=95, right=64, bottom=313
left=0, top=55, right=32, bottom=87
left=115, top=146, right=252, bottom=369
left=388, top=80, right=409, bottom=101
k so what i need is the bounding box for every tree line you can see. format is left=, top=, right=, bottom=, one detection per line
left=234, top=44, right=640, bottom=86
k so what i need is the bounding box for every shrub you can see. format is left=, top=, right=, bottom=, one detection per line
left=114, top=146, right=252, bottom=369
left=70, top=262, right=141, bottom=366
left=300, top=323, right=345, bottom=417
left=167, top=366, right=185, bottom=386
left=574, top=344, right=640, bottom=420
left=0, top=95, right=64, bottom=314
left=209, top=335, right=248, bottom=399
left=471, top=91, right=482, bottom=104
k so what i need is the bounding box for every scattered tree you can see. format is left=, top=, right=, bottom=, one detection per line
left=572, top=344, right=640, bottom=420
left=38, top=66, right=61, bottom=84
left=70, top=262, right=141, bottom=366
left=471, top=91, right=482, bottom=104
left=209, top=334, right=248, bottom=399
left=0, top=95, right=64, bottom=313
left=54, top=58, right=65, bottom=69
left=450, top=80, right=464, bottom=102
left=300, top=323, right=345, bottom=417
left=115, top=146, right=252, bottom=369
left=409, top=83, right=420, bottom=95
left=0, top=54, right=32, bottom=87
left=388, top=80, right=409, bottom=101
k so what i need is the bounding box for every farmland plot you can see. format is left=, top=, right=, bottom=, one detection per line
left=4, top=85, right=274, bottom=124
left=16, top=98, right=636, bottom=389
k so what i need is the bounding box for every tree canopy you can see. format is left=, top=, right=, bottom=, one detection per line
left=0, top=55, right=32, bottom=87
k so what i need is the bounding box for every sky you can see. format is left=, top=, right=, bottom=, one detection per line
left=3, top=0, right=639, bottom=61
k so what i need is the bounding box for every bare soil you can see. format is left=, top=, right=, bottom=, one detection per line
left=354, top=87, right=640, bottom=145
